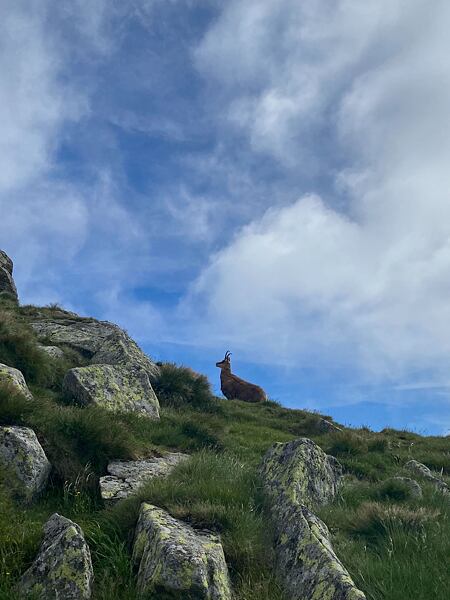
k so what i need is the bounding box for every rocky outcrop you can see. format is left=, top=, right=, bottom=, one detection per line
left=30, top=315, right=160, bottom=381
left=132, top=503, right=232, bottom=599
left=63, top=364, right=159, bottom=418
left=0, top=250, right=18, bottom=301
left=0, top=426, right=51, bottom=501
left=0, top=363, right=33, bottom=400
left=100, top=453, right=189, bottom=505
left=261, top=438, right=366, bottom=600
left=18, top=513, right=93, bottom=599
left=405, top=460, right=449, bottom=497
left=30, top=312, right=161, bottom=418
left=38, top=344, right=65, bottom=359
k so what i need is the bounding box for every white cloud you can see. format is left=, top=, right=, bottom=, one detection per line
left=186, top=0, right=450, bottom=382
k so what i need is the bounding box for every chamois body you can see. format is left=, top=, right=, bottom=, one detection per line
left=216, top=352, right=267, bottom=403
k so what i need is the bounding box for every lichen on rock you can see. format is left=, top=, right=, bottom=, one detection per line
left=18, top=513, right=93, bottom=599
left=63, top=363, right=159, bottom=418
left=38, top=344, right=65, bottom=360
left=132, top=503, right=232, bottom=599
left=0, top=426, right=51, bottom=501
left=261, top=438, right=366, bottom=600
left=100, top=452, right=189, bottom=505
left=0, top=363, right=33, bottom=400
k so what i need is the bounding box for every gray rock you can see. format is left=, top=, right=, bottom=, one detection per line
left=261, top=438, right=342, bottom=508
left=0, top=363, right=33, bottom=400
left=317, top=418, right=343, bottom=433
left=390, top=476, right=423, bottom=498
left=0, top=426, right=51, bottom=501
left=133, top=503, right=232, bottom=599
left=38, top=345, right=65, bottom=360
left=30, top=316, right=160, bottom=381
left=0, top=249, right=18, bottom=301
left=18, top=513, right=93, bottom=599
left=405, top=460, right=449, bottom=497
left=63, top=364, right=159, bottom=418
left=261, top=438, right=366, bottom=600
left=100, top=453, right=189, bottom=505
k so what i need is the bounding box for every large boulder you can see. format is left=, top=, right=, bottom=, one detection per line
left=100, top=452, right=189, bottom=505
left=261, top=438, right=366, bottom=600
left=63, top=364, right=159, bottom=418
left=0, top=426, right=51, bottom=501
left=29, top=315, right=160, bottom=381
left=133, top=503, right=232, bottom=599
left=405, top=460, right=449, bottom=497
left=0, top=249, right=18, bottom=301
left=18, top=513, right=93, bottom=599
left=0, top=363, right=33, bottom=400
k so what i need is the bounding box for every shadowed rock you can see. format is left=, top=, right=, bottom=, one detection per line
left=0, top=250, right=18, bottom=301
left=133, top=503, right=232, bottom=599
left=405, top=460, right=449, bottom=497
left=0, top=426, right=51, bottom=502
left=100, top=453, right=189, bottom=505
left=0, top=363, right=33, bottom=400
left=261, top=438, right=366, bottom=600
left=18, top=513, right=93, bottom=599
left=390, top=476, right=423, bottom=498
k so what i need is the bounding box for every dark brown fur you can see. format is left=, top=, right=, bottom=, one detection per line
left=215, top=351, right=267, bottom=403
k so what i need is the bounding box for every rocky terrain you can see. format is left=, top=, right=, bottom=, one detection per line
left=0, top=249, right=449, bottom=600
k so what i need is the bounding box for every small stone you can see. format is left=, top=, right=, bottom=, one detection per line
left=133, top=503, right=232, bottom=599
left=100, top=453, right=189, bottom=505
left=63, top=364, right=159, bottom=418
left=0, top=363, right=33, bottom=400
left=0, top=426, right=51, bottom=501
left=18, top=513, right=93, bottom=599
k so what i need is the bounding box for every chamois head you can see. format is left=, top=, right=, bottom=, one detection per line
left=216, top=351, right=231, bottom=370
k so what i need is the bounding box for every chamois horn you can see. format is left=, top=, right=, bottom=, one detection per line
left=224, top=351, right=231, bottom=360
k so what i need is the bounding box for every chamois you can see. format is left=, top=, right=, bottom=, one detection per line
left=215, top=351, right=267, bottom=403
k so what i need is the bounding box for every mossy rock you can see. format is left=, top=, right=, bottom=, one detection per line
left=0, top=363, right=33, bottom=400
left=63, top=364, right=160, bottom=418
left=0, top=426, right=51, bottom=501
left=18, top=513, right=93, bottom=599
left=132, top=503, right=232, bottom=599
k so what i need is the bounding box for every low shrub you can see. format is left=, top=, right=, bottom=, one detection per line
left=374, top=479, right=416, bottom=502
left=327, top=431, right=368, bottom=457
left=153, top=362, right=222, bottom=413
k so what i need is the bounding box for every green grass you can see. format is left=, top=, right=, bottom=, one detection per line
left=1, top=302, right=450, bottom=599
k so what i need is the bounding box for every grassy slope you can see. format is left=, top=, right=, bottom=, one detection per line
left=0, top=297, right=449, bottom=599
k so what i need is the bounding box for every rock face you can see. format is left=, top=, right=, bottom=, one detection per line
left=261, top=438, right=366, bottom=600
left=0, top=250, right=18, bottom=301
left=0, top=363, right=33, bottom=400
left=38, top=344, right=65, bottom=359
left=133, top=503, right=232, bottom=599
left=19, top=513, right=93, bottom=599
left=100, top=453, right=189, bottom=505
left=405, top=460, right=449, bottom=496
left=0, top=426, right=51, bottom=501
left=30, top=315, right=160, bottom=381
left=63, top=364, right=159, bottom=418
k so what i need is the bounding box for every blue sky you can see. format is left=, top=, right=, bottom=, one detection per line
left=1, top=0, right=450, bottom=435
